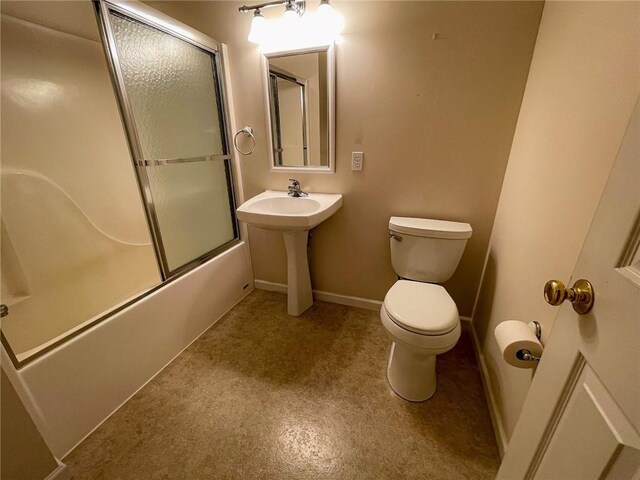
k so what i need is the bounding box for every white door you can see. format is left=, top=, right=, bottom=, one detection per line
left=497, top=98, right=640, bottom=479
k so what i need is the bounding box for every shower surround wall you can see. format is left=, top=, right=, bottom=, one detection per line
left=0, top=10, right=159, bottom=359
left=1, top=1, right=253, bottom=458
left=146, top=0, right=545, bottom=317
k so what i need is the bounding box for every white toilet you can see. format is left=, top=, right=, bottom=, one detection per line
left=380, top=216, right=472, bottom=401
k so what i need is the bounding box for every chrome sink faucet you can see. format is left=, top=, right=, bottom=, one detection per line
left=288, top=178, right=308, bottom=197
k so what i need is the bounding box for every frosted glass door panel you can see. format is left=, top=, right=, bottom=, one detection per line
left=147, top=161, right=235, bottom=271
left=105, top=8, right=238, bottom=275
left=109, top=13, right=224, bottom=160
left=276, top=78, right=306, bottom=166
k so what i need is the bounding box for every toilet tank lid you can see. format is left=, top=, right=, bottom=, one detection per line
left=389, top=217, right=472, bottom=239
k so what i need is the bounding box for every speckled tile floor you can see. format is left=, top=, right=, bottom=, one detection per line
left=64, top=289, right=500, bottom=479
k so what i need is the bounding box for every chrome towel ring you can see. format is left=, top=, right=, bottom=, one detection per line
left=233, top=125, right=256, bottom=156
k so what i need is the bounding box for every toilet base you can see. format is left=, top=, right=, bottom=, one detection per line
left=386, top=342, right=437, bottom=402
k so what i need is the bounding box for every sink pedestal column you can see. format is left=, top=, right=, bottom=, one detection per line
left=282, top=230, right=313, bottom=316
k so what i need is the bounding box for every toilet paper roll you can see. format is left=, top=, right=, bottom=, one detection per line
left=494, top=320, right=543, bottom=369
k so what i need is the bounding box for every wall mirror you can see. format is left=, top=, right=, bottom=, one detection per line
left=262, top=45, right=335, bottom=172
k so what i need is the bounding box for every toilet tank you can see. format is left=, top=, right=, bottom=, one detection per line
left=389, top=217, right=472, bottom=283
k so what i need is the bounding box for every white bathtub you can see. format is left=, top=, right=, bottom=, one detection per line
left=2, top=241, right=253, bottom=458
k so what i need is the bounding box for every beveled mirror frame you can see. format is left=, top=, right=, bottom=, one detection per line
left=261, top=43, right=335, bottom=173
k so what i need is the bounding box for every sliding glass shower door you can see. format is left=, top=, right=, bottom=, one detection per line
left=99, top=3, right=238, bottom=276
left=0, top=1, right=239, bottom=366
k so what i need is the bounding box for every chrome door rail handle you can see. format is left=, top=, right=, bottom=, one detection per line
left=136, top=154, right=231, bottom=167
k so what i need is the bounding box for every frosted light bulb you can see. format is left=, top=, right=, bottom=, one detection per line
left=282, top=8, right=298, bottom=25
left=248, top=11, right=267, bottom=44
left=317, top=1, right=345, bottom=35
left=281, top=7, right=301, bottom=39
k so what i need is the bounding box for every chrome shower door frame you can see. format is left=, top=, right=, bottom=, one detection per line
left=94, top=0, right=241, bottom=279
left=268, top=68, right=310, bottom=167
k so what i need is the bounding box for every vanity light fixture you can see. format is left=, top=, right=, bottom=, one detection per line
left=239, top=0, right=344, bottom=51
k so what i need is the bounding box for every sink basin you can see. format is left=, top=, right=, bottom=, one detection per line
left=236, top=190, right=343, bottom=316
left=236, top=190, right=343, bottom=231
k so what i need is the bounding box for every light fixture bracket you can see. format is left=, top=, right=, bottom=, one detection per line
left=290, top=0, right=306, bottom=17
left=239, top=0, right=306, bottom=17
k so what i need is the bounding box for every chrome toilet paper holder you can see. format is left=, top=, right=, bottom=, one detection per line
left=516, top=321, right=542, bottom=362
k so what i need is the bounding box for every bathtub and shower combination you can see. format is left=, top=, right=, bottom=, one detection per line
left=0, top=0, right=252, bottom=458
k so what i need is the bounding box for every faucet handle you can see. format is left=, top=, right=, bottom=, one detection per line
left=287, top=178, right=307, bottom=197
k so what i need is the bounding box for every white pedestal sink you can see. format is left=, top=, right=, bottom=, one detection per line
left=236, top=190, right=343, bottom=316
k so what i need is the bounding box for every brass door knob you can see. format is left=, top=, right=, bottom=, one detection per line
left=544, top=279, right=594, bottom=315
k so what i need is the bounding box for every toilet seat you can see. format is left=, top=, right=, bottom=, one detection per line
left=380, top=304, right=461, bottom=352
left=383, top=280, right=458, bottom=335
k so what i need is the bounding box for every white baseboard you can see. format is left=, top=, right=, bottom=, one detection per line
left=254, top=279, right=382, bottom=311
left=254, top=282, right=477, bottom=322
left=468, top=321, right=508, bottom=457
left=253, top=279, right=287, bottom=293
left=45, top=463, right=71, bottom=480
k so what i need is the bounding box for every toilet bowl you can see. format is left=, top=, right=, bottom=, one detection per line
left=380, top=217, right=472, bottom=401
left=380, top=280, right=461, bottom=401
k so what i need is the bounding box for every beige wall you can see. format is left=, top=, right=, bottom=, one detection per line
left=1, top=369, right=60, bottom=480
left=473, top=1, right=640, bottom=447
left=148, top=1, right=543, bottom=316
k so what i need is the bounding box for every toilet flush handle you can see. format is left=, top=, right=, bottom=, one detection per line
left=389, top=232, right=402, bottom=242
